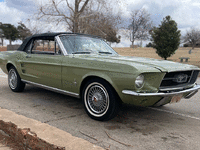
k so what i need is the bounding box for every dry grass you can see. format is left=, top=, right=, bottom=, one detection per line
left=1, top=46, right=200, bottom=67
left=114, top=47, right=200, bottom=68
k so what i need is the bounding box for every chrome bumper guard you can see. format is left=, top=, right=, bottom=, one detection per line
left=122, top=84, right=200, bottom=97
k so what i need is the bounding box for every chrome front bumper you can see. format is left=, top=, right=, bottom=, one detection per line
left=122, top=84, right=200, bottom=97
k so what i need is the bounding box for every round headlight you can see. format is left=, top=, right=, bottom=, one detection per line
left=135, top=74, right=144, bottom=88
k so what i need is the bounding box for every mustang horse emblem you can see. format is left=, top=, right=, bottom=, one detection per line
left=174, top=74, right=188, bottom=83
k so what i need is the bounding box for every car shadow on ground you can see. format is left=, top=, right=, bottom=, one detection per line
left=22, top=85, right=187, bottom=131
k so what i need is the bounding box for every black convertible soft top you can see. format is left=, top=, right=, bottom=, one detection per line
left=17, top=32, right=101, bottom=51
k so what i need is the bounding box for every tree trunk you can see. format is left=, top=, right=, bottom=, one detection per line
left=0, top=38, right=3, bottom=46
left=192, top=44, right=195, bottom=49
left=73, top=0, right=79, bottom=33
left=131, top=32, right=135, bottom=48
left=73, top=19, right=79, bottom=33
left=131, top=40, right=134, bottom=48
left=9, top=39, right=12, bottom=45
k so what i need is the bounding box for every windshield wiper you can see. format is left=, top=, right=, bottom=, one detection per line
left=99, top=51, right=112, bottom=54
left=72, top=51, right=91, bottom=54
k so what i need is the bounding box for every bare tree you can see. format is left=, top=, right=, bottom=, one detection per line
left=128, top=9, right=152, bottom=47
left=17, top=22, right=32, bottom=41
left=36, top=0, right=121, bottom=42
left=79, top=10, right=121, bottom=43
left=183, top=28, right=200, bottom=49
left=26, top=19, right=52, bottom=35
left=37, top=0, right=100, bottom=32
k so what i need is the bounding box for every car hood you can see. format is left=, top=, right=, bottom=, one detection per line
left=76, top=54, right=199, bottom=72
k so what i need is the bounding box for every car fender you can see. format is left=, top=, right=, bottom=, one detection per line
left=80, top=71, right=119, bottom=94
left=6, top=60, right=22, bottom=77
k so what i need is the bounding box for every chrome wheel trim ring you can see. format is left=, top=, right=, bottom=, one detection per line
left=84, top=82, right=110, bottom=117
left=8, top=69, right=18, bottom=89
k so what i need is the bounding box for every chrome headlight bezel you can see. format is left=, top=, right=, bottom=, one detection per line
left=135, top=74, right=144, bottom=89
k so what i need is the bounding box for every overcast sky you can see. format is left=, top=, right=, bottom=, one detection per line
left=1, top=0, right=200, bottom=47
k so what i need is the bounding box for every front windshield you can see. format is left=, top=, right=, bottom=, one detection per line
left=59, top=35, right=118, bottom=55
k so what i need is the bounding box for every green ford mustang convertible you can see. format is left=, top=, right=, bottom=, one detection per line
left=0, top=32, right=200, bottom=121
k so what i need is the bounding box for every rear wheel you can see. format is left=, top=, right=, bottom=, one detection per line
left=8, top=66, right=25, bottom=92
left=82, top=78, right=120, bottom=121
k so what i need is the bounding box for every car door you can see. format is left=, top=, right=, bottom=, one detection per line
left=59, top=35, right=80, bottom=94
left=19, top=38, right=63, bottom=89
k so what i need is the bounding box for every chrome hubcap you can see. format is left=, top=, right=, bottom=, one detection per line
left=85, top=83, right=109, bottom=116
left=8, top=69, right=17, bottom=89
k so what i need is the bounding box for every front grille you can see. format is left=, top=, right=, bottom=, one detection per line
left=160, top=70, right=199, bottom=88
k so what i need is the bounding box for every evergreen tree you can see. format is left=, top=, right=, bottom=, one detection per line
left=151, top=16, right=181, bottom=60
left=0, top=23, right=19, bottom=45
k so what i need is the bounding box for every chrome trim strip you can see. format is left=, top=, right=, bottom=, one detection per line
left=188, top=70, right=194, bottom=83
left=167, top=68, right=200, bottom=72
left=55, top=36, right=68, bottom=56
left=122, top=84, right=200, bottom=97
left=159, top=85, right=194, bottom=91
left=21, top=79, right=80, bottom=98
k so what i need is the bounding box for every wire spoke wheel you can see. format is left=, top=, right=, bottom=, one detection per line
left=8, top=66, right=25, bottom=92
left=87, top=84, right=109, bottom=115
left=8, top=69, right=18, bottom=89
left=82, top=79, right=120, bottom=121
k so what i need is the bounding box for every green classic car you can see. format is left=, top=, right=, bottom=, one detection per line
left=0, top=32, right=200, bottom=121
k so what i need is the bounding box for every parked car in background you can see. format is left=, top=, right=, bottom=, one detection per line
left=0, top=32, right=200, bottom=121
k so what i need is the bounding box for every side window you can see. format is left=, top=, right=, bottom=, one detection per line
left=32, top=40, right=55, bottom=55
left=24, top=38, right=62, bottom=55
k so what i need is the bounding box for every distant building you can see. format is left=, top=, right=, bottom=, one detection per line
left=183, top=41, right=200, bottom=48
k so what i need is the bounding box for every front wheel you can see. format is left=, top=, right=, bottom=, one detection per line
left=82, top=79, right=120, bottom=121
left=8, top=66, right=25, bottom=92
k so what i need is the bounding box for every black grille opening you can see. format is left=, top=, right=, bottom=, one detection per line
left=190, top=70, right=199, bottom=84
left=160, top=70, right=199, bottom=88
